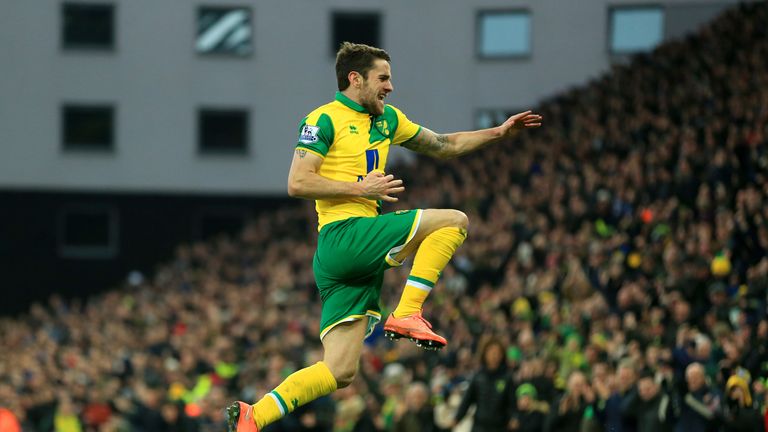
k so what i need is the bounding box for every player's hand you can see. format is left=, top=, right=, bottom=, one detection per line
left=359, top=171, right=404, bottom=202
left=500, top=110, right=542, bottom=136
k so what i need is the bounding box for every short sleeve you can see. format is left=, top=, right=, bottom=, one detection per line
left=296, top=112, right=334, bottom=158
left=388, top=105, right=421, bottom=146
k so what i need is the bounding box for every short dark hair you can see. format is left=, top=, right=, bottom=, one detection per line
left=335, top=42, right=390, bottom=91
left=479, top=337, right=506, bottom=366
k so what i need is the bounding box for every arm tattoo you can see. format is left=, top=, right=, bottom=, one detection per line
left=296, top=149, right=308, bottom=158
left=402, top=128, right=452, bottom=159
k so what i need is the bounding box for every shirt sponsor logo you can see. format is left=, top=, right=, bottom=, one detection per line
left=299, top=125, right=320, bottom=144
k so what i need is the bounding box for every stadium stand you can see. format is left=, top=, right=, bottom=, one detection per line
left=1, top=2, right=766, bottom=431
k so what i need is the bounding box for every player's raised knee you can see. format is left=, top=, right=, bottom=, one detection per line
left=450, top=209, right=469, bottom=230
left=421, top=209, right=469, bottom=232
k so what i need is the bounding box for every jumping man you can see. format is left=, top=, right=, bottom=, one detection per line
left=227, top=42, right=542, bottom=432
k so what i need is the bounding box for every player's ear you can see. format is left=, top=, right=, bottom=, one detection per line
left=348, top=71, right=362, bottom=89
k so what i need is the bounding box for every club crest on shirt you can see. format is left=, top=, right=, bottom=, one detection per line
left=299, top=125, right=320, bottom=144
left=375, top=120, right=389, bottom=136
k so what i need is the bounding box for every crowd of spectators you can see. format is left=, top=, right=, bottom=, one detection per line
left=1, top=2, right=767, bottom=431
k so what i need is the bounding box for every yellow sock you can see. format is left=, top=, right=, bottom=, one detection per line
left=393, top=227, right=467, bottom=318
left=251, top=361, right=337, bottom=429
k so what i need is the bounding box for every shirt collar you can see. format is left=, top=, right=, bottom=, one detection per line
left=335, top=91, right=368, bottom=113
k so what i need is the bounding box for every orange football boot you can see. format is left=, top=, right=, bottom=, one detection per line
left=383, top=312, right=447, bottom=351
left=226, top=401, right=260, bottom=432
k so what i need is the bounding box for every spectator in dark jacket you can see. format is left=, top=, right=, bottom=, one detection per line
left=454, top=338, right=514, bottom=432
left=394, top=381, right=436, bottom=432
left=595, top=359, right=639, bottom=432
left=547, top=371, right=596, bottom=432
left=625, top=370, right=673, bottom=432
left=675, top=363, right=720, bottom=432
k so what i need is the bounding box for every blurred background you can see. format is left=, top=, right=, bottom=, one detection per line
left=0, top=1, right=766, bottom=431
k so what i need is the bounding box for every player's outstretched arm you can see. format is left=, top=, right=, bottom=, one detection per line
left=287, top=149, right=405, bottom=201
left=402, top=110, right=542, bottom=159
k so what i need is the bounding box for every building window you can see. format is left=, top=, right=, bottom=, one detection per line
left=476, top=108, right=519, bottom=129
left=477, top=10, right=531, bottom=58
left=196, top=6, right=252, bottom=56
left=610, top=6, right=664, bottom=54
left=62, top=105, right=115, bottom=152
left=58, top=206, right=119, bottom=259
left=331, top=12, right=381, bottom=54
left=62, top=3, right=115, bottom=50
left=198, top=109, right=249, bottom=154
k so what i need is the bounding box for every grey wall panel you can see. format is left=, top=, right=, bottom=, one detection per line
left=0, top=0, right=748, bottom=194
